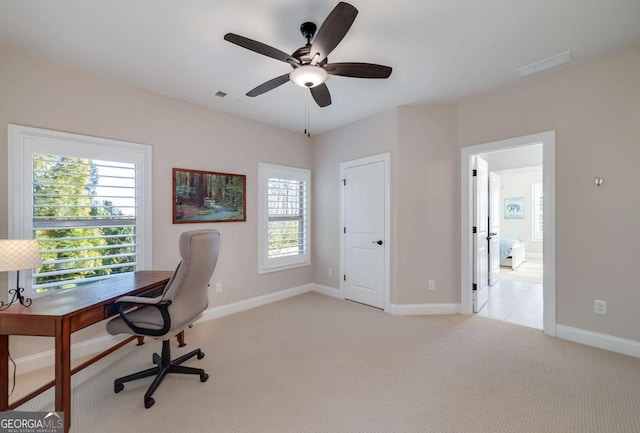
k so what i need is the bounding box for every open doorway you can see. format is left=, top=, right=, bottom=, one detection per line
left=476, top=147, right=543, bottom=328
left=461, top=131, right=556, bottom=337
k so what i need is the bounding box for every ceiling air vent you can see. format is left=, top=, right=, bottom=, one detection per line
left=517, top=51, right=572, bottom=77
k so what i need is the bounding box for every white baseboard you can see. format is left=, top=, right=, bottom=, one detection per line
left=389, top=303, right=461, bottom=316
left=556, top=325, right=640, bottom=358
left=199, top=283, right=315, bottom=322
left=310, top=283, right=342, bottom=299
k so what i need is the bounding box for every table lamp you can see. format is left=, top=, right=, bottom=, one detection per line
left=0, top=239, right=43, bottom=309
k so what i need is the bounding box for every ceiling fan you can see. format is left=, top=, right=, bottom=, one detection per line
left=223, top=1, right=392, bottom=108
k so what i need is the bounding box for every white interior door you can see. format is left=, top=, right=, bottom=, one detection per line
left=488, top=172, right=501, bottom=286
left=343, top=160, right=386, bottom=309
left=473, top=156, right=489, bottom=312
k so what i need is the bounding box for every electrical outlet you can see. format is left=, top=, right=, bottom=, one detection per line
left=594, top=300, right=607, bottom=314
left=328, top=268, right=333, bottom=277
left=215, top=283, right=222, bottom=294
left=428, top=280, right=435, bottom=290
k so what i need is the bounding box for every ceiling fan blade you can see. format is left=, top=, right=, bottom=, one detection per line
left=246, top=74, right=291, bottom=97
left=310, top=2, right=358, bottom=64
left=310, top=83, right=332, bottom=107
left=324, top=62, right=392, bottom=78
left=224, top=33, right=300, bottom=65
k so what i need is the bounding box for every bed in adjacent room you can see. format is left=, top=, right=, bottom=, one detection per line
left=500, top=236, right=525, bottom=270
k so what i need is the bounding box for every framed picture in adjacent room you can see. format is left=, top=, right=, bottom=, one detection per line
left=504, top=197, right=524, bottom=219
left=173, top=168, right=246, bottom=223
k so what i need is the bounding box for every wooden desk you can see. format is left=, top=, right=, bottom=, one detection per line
left=0, top=270, right=173, bottom=433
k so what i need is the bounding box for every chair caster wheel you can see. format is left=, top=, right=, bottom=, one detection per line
left=144, top=397, right=155, bottom=409
left=200, top=372, right=209, bottom=382
left=197, top=351, right=205, bottom=360
left=114, top=382, right=124, bottom=393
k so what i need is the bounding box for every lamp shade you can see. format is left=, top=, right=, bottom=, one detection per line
left=0, top=240, right=43, bottom=272
left=289, top=65, right=328, bottom=88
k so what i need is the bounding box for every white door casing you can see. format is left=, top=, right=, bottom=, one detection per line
left=340, top=153, right=390, bottom=311
left=460, top=131, right=556, bottom=337
left=488, top=172, right=501, bottom=286
left=473, top=156, right=489, bottom=312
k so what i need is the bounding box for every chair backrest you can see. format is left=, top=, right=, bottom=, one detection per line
left=161, top=229, right=220, bottom=332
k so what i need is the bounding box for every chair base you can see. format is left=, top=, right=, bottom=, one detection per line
left=114, top=339, right=209, bottom=408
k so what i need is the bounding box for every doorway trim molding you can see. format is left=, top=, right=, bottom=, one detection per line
left=460, top=131, right=556, bottom=336
left=340, top=152, right=391, bottom=312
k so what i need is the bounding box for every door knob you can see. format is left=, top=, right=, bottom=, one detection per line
left=372, top=240, right=383, bottom=245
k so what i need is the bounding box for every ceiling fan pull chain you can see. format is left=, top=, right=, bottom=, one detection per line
left=304, top=90, right=308, bottom=135
left=307, top=102, right=311, bottom=137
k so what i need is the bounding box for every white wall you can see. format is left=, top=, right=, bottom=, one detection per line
left=0, top=43, right=313, bottom=358
left=497, top=168, right=543, bottom=255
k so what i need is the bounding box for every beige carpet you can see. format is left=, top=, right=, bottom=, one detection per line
left=11, top=292, right=640, bottom=433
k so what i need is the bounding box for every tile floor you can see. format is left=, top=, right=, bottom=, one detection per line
left=476, top=259, right=543, bottom=329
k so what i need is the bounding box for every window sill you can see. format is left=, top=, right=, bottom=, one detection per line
left=258, top=261, right=310, bottom=275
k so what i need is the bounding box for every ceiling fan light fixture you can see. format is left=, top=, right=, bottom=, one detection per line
left=290, top=65, right=327, bottom=88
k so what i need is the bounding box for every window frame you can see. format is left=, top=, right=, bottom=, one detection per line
left=532, top=182, right=543, bottom=241
left=257, top=162, right=311, bottom=274
left=8, top=125, right=152, bottom=298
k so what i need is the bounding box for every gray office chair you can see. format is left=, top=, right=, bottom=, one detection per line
left=106, top=229, right=220, bottom=408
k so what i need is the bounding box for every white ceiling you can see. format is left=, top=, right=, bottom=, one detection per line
left=1, top=0, right=639, bottom=134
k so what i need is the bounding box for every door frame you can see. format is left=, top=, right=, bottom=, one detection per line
left=460, top=131, right=556, bottom=336
left=473, top=155, right=490, bottom=312
left=340, top=152, right=391, bottom=312
left=488, top=171, right=501, bottom=286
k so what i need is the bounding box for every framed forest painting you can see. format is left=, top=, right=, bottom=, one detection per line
left=173, top=168, right=246, bottom=223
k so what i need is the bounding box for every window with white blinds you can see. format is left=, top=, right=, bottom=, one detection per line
left=532, top=182, right=543, bottom=241
left=9, top=125, right=152, bottom=297
left=258, top=163, right=310, bottom=273
left=32, top=155, right=138, bottom=293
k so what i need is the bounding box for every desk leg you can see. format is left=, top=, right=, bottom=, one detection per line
left=176, top=331, right=186, bottom=347
left=54, top=320, right=71, bottom=433
left=0, top=335, right=8, bottom=410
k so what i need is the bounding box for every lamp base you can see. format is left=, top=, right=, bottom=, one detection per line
left=13, top=286, right=32, bottom=307
left=0, top=270, right=33, bottom=310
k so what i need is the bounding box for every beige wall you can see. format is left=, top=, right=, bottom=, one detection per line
left=311, top=105, right=458, bottom=305
left=0, top=44, right=313, bottom=357
left=312, top=46, right=639, bottom=343
left=2, top=39, right=638, bottom=361
left=395, top=106, right=458, bottom=304
left=311, top=109, right=398, bottom=297
left=458, top=47, right=640, bottom=341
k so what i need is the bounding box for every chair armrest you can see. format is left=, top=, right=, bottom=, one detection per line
left=114, top=297, right=173, bottom=337
left=116, top=295, right=162, bottom=305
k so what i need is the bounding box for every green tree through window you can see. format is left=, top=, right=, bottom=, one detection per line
left=33, top=154, right=136, bottom=293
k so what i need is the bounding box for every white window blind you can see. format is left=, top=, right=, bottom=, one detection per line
left=9, top=125, right=152, bottom=297
left=32, top=155, right=138, bottom=293
left=258, top=163, right=310, bottom=273
left=532, top=182, right=543, bottom=241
